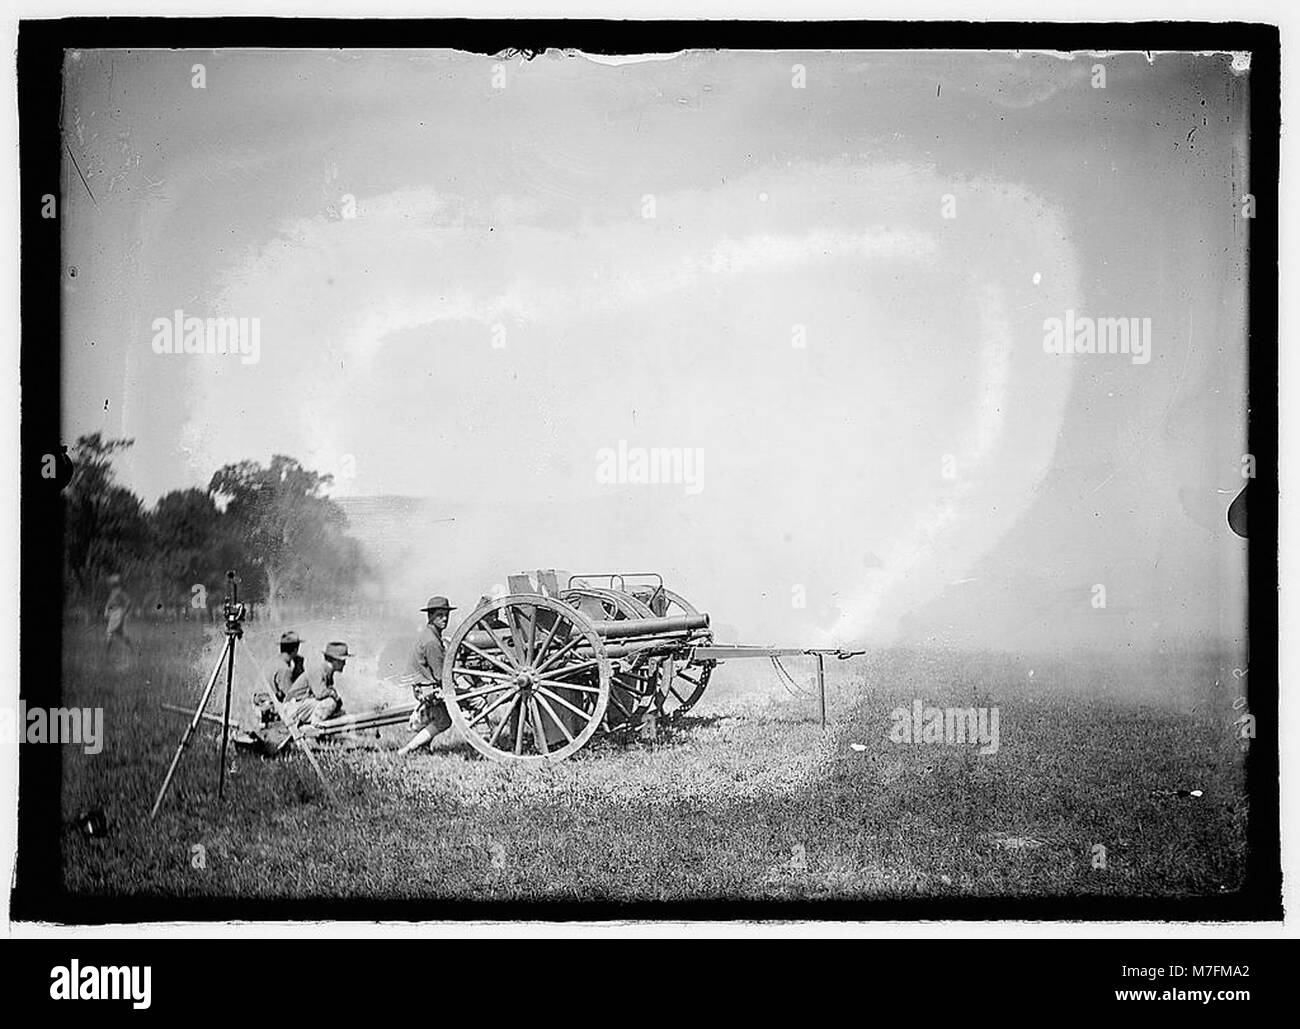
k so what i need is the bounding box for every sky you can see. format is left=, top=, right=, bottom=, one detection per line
left=61, top=48, right=1251, bottom=650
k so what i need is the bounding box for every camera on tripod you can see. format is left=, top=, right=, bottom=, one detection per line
left=153, top=568, right=252, bottom=817
left=222, top=570, right=245, bottom=637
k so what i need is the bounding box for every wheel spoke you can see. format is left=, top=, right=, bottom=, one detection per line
left=462, top=640, right=518, bottom=677
left=533, top=692, right=574, bottom=744
left=534, top=635, right=581, bottom=676
left=525, top=608, right=538, bottom=666
left=539, top=658, right=602, bottom=681
left=536, top=685, right=598, bottom=725
left=481, top=621, right=523, bottom=669
left=488, top=693, right=522, bottom=748
left=467, top=687, right=520, bottom=729
left=452, top=680, right=516, bottom=702
left=535, top=676, right=602, bottom=694
left=506, top=604, right=534, bottom=665
left=530, top=613, right=565, bottom=669
left=451, top=666, right=517, bottom=683
left=513, top=695, right=527, bottom=755
left=529, top=697, right=550, bottom=756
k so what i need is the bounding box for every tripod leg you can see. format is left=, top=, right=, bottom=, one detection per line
left=245, top=663, right=337, bottom=803
left=150, top=637, right=232, bottom=819
left=217, top=634, right=237, bottom=800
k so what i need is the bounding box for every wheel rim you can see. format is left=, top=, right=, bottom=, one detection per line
left=657, top=656, right=714, bottom=720
left=648, top=589, right=714, bottom=720
left=442, top=595, right=610, bottom=763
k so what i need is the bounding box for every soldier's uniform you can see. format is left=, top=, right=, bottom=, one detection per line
left=272, top=650, right=306, bottom=702
left=403, top=597, right=455, bottom=740
left=283, top=665, right=313, bottom=703
left=254, top=631, right=306, bottom=726
left=240, top=631, right=317, bottom=756
left=285, top=642, right=350, bottom=726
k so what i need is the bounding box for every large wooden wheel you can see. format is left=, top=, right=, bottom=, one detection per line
left=561, top=587, right=661, bottom=733
left=645, top=589, right=714, bottom=720
left=441, top=595, right=610, bottom=763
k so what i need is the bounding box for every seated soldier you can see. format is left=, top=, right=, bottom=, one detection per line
left=253, top=630, right=305, bottom=725
left=272, top=630, right=306, bottom=701
left=286, top=641, right=351, bottom=727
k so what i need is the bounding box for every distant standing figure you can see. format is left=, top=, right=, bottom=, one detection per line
left=396, top=596, right=456, bottom=757
left=103, top=574, right=134, bottom=656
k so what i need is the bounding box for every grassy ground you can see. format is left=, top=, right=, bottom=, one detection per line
left=56, top=620, right=1251, bottom=910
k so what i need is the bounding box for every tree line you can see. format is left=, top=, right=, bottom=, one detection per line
left=64, top=433, right=372, bottom=623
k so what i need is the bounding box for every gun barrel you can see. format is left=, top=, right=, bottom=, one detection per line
left=463, top=612, right=708, bottom=653
left=595, top=613, right=709, bottom=639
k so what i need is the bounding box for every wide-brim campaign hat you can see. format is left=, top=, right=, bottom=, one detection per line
left=420, top=596, right=457, bottom=612
left=323, top=641, right=353, bottom=660
left=280, top=631, right=302, bottom=647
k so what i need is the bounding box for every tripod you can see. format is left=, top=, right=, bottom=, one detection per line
left=150, top=573, right=243, bottom=818
left=150, top=572, right=334, bottom=819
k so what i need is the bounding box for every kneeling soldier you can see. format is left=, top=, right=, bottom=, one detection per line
left=253, top=630, right=305, bottom=725
left=396, top=596, right=456, bottom=757
left=272, top=631, right=306, bottom=702
left=287, top=641, right=351, bottom=727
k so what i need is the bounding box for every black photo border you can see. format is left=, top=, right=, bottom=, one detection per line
left=13, top=17, right=1282, bottom=924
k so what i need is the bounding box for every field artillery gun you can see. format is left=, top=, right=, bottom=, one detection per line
left=263, top=572, right=710, bottom=757
left=194, top=568, right=860, bottom=765
left=439, top=570, right=862, bottom=764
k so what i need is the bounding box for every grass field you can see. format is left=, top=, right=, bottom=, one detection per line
left=54, top=620, right=1253, bottom=912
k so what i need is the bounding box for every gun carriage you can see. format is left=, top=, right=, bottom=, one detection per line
left=433, top=571, right=705, bottom=762
left=435, top=569, right=858, bottom=764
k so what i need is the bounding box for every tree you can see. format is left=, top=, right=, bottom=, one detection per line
left=59, top=440, right=369, bottom=622
left=208, top=455, right=367, bottom=619
left=63, top=433, right=148, bottom=601
left=148, top=488, right=239, bottom=609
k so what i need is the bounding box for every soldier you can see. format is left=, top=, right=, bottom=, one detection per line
left=396, top=596, right=456, bottom=758
left=253, top=631, right=305, bottom=726
left=272, top=631, right=306, bottom=701
left=103, top=574, right=134, bottom=656
left=286, top=641, right=351, bottom=727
